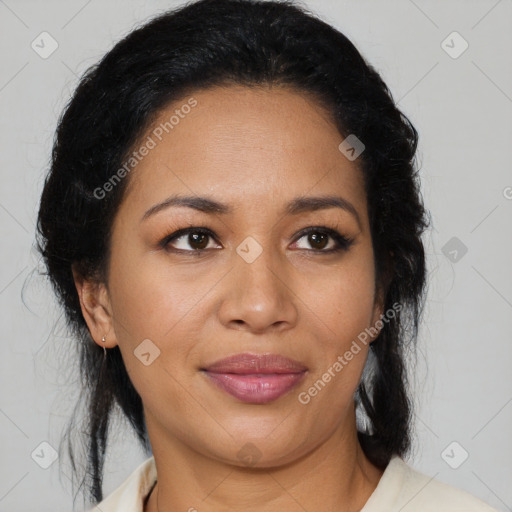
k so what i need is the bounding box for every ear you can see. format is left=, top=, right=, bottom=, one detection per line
left=72, top=265, right=118, bottom=349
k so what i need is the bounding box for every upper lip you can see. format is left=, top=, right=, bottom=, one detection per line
left=202, top=353, right=308, bottom=374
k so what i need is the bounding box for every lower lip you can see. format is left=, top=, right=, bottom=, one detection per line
left=202, top=371, right=307, bottom=404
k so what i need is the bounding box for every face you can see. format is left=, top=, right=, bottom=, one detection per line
left=78, top=85, right=384, bottom=467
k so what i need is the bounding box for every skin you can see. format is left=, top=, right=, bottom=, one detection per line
left=74, top=84, right=387, bottom=512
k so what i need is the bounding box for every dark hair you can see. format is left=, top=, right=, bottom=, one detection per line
left=36, top=0, right=429, bottom=506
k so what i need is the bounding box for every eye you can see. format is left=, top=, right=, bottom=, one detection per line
left=159, top=226, right=354, bottom=255
left=160, top=227, right=220, bottom=252
left=292, top=227, right=354, bottom=253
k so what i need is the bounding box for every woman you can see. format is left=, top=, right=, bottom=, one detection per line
left=36, top=0, right=499, bottom=510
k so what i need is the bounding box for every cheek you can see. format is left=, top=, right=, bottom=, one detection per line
left=296, top=261, right=375, bottom=416
left=107, top=256, right=203, bottom=407
left=296, top=253, right=377, bottom=346
left=107, top=247, right=220, bottom=383
left=107, top=244, right=191, bottom=340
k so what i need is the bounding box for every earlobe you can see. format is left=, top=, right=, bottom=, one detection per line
left=72, top=266, right=117, bottom=349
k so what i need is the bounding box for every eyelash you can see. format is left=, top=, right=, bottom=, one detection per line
left=159, top=226, right=354, bottom=255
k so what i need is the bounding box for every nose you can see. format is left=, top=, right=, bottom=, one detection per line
left=217, top=240, right=298, bottom=334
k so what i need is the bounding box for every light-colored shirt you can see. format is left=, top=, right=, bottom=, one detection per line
left=87, top=455, right=499, bottom=511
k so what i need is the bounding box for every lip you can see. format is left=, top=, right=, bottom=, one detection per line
left=201, top=353, right=308, bottom=404
left=202, top=352, right=308, bottom=374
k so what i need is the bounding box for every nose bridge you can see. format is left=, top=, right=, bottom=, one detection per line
left=234, top=233, right=283, bottom=296
left=217, top=232, right=297, bottom=331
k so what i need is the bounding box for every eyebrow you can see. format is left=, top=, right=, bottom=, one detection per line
left=141, top=194, right=362, bottom=228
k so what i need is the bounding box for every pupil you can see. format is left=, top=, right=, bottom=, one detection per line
left=190, top=232, right=208, bottom=249
left=310, top=232, right=328, bottom=249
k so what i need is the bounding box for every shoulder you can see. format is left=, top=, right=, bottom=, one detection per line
left=363, top=455, right=499, bottom=512
left=86, top=456, right=157, bottom=512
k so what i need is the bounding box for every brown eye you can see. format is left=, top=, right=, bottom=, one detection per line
left=161, top=228, right=220, bottom=252
left=186, top=232, right=209, bottom=250
left=293, top=227, right=354, bottom=253
left=307, top=232, right=329, bottom=250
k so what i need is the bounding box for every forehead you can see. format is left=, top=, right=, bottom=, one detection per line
left=120, top=85, right=367, bottom=219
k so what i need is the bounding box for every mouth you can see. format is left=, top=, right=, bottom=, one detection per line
left=200, top=352, right=308, bottom=404
left=201, top=371, right=307, bottom=404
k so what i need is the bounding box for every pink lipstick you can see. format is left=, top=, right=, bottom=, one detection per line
left=201, top=353, right=307, bottom=404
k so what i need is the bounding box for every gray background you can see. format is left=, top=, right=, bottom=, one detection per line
left=0, top=0, right=511, bottom=510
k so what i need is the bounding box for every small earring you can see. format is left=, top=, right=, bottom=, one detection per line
left=101, top=335, right=107, bottom=360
